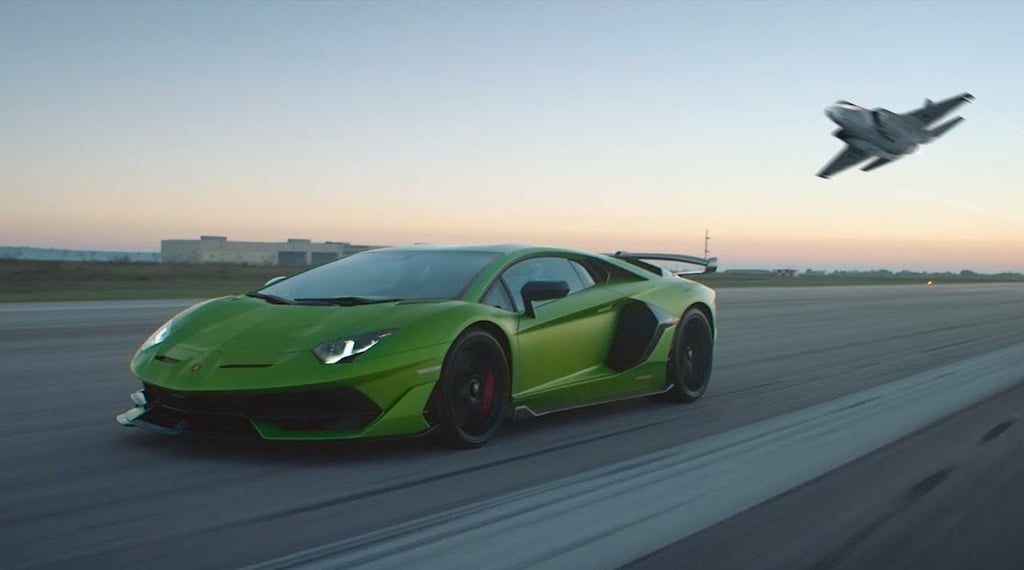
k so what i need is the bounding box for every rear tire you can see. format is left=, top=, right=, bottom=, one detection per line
left=432, top=329, right=510, bottom=448
left=659, top=307, right=714, bottom=403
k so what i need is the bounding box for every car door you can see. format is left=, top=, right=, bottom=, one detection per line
left=498, top=256, right=621, bottom=412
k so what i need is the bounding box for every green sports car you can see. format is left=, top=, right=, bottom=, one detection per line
left=118, top=244, right=717, bottom=448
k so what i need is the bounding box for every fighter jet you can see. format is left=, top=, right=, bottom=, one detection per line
left=817, top=92, right=974, bottom=178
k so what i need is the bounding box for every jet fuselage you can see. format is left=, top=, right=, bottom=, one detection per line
left=816, top=92, right=972, bottom=178
left=824, top=103, right=925, bottom=158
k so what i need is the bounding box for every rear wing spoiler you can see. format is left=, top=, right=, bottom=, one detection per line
left=610, top=252, right=719, bottom=276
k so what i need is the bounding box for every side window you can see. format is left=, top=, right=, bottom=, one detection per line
left=481, top=282, right=514, bottom=311
left=570, top=260, right=597, bottom=288
left=500, top=257, right=591, bottom=312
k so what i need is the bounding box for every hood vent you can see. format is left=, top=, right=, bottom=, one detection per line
left=154, top=355, right=181, bottom=364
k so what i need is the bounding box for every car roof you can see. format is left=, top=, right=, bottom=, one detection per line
left=357, top=243, right=658, bottom=301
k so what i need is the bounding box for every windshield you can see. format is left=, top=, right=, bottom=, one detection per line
left=258, top=249, right=498, bottom=302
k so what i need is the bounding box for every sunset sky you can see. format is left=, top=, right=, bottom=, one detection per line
left=2, top=1, right=1022, bottom=271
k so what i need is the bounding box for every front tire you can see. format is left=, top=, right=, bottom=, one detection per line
left=660, top=307, right=714, bottom=403
left=432, top=329, right=510, bottom=448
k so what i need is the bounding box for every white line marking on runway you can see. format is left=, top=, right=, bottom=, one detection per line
left=247, top=343, right=1024, bottom=570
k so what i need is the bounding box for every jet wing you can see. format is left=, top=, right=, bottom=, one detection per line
left=861, top=157, right=895, bottom=172
left=906, top=93, right=974, bottom=126
left=817, top=145, right=870, bottom=179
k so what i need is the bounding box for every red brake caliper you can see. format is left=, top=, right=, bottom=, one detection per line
left=479, top=368, right=496, bottom=418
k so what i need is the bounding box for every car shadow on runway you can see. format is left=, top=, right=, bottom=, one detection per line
left=113, top=397, right=669, bottom=465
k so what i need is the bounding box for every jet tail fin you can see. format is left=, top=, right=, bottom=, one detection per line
left=928, top=116, right=964, bottom=139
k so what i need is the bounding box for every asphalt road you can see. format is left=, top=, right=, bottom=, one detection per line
left=2, top=284, right=1024, bottom=569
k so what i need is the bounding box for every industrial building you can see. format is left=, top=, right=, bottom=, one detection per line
left=161, top=236, right=384, bottom=266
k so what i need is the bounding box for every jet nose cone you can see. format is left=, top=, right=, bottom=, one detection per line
left=825, top=105, right=846, bottom=124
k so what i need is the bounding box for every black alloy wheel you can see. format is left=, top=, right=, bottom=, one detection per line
left=661, top=307, right=714, bottom=403
left=433, top=328, right=510, bottom=448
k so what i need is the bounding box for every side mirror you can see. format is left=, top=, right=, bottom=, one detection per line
left=521, top=280, right=570, bottom=317
left=264, top=275, right=288, bottom=287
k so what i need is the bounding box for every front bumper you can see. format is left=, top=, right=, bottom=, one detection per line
left=122, top=341, right=450, bottom=441
left=118, top=378, right=439, bottom=441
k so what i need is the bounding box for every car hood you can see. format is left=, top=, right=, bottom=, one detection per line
left=165, top=295, right=451, bottom=355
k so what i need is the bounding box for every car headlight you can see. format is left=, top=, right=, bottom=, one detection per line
left=314, top=329, right=396, bottom=364
left=140, top=320, right=173, bottom=352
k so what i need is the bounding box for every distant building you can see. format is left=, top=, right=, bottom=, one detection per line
left=721, top=268, right=800, bottom=277
left=772, top=269, right=799, bottom=277
left=160, top=236, right=385, bottom=266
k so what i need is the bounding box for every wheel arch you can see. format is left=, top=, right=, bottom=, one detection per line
left=688, top=301, right=715, bottom=336
left=423, top=320, right=514, bottom=426
left=464, top=320, right=514, bottom=382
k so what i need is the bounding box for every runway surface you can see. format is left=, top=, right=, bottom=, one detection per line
left=2, top=284, right=1024, bottom=569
